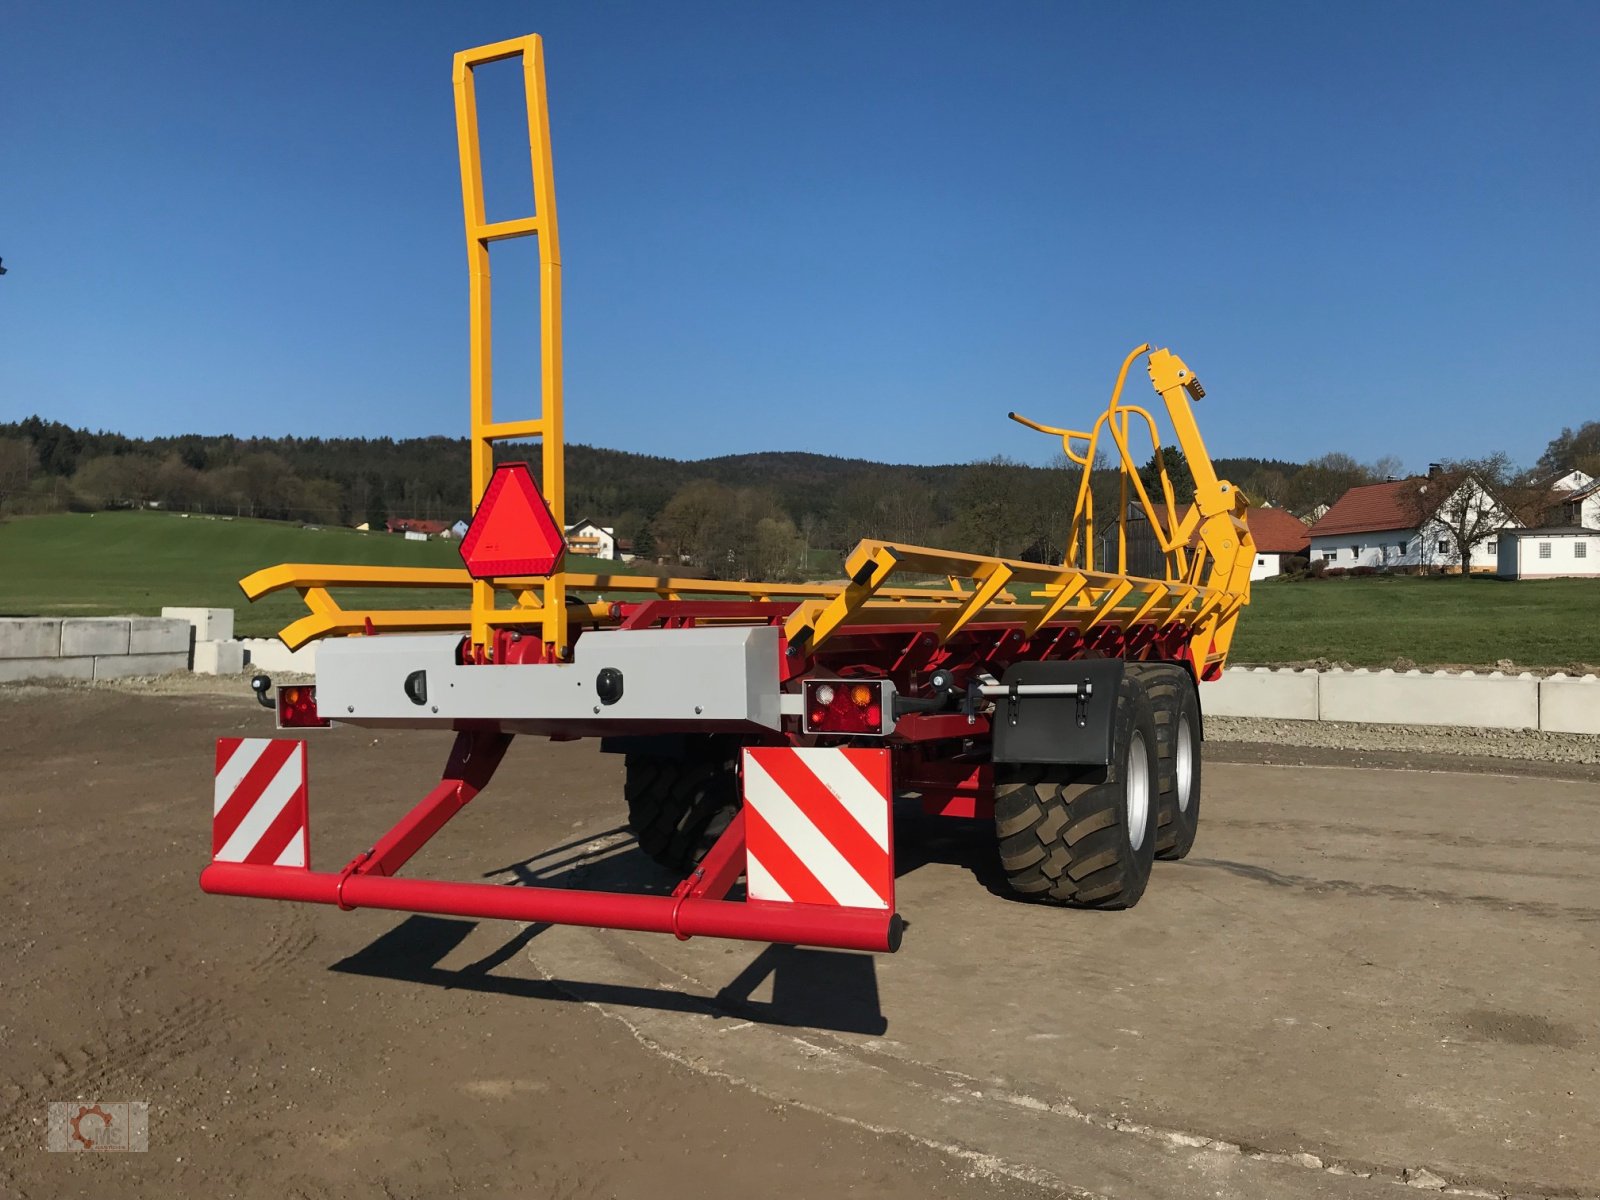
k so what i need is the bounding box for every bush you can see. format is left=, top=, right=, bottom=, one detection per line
left=1324, top=566, right=1347, bottom=578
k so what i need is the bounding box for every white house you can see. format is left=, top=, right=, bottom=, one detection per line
left=1308, top=474, right=1519, bottom=572
left=565, top=519, right=617, bottom=560
left=1497, top=527, right=1600, bottom=579
left=1242, top=505, right=1311, bottom=580
left=1553, top=478, right=1600, bottom=529
left=1549, top=468, right=1594, bottom=495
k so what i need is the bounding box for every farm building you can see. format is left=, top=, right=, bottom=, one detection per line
left=1553, top=477, right=1600, bottom=529
left=386, top=518, right=450, bottom=539
left=1496, top=527, right=1600, bottom=579
left=1243, top=505, right=1310, bottom=580
left=1308, top=473, right=1518, bottom=572
left=565, top=519, right=617, bottom=560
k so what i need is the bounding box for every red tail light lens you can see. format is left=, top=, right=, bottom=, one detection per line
left=277, top=685, right=331, bottom=729
left=802, top=679, right=889, bottom=735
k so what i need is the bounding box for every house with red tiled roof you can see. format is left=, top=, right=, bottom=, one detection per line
left=386, top=518, right=450, bottom=539
left=1171, top=503, right=1310, bottom=579
left=1243, top=505, right=1311, bottom=580
left=1307, top=472, right=1519, bottom=572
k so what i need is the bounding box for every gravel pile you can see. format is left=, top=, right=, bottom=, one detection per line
left=1208, top=714, right=1600, bottom=765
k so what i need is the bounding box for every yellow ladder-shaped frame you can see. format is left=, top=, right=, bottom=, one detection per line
left=454, top=35, right=567, bottom=655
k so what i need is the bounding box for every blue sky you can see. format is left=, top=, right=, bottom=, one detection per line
left=2, top=1, right=1596, bottom=470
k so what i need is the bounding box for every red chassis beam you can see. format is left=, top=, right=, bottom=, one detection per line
left=201, top=730, right=902, bottom=954
left=199, top=862, right=900, bottom=952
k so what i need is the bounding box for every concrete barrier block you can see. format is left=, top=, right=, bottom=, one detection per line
left=1540, top=674, right=1600, bottom=735
left=1320, top=668, right=1540, bottom=730
left=194, top=640, right=247, bottom=675
left=162, top=606, right=235, bottom=642
left=92, top=652, right=190, bottom=681
left=237, top=638, right=318, bottom=674
left=0, top=618, right=63, bottom=659
left=129, top=617, right=192, bottom=655
left=61, top=618, right=130, bottom=657
left=0, top=656, right=94, bottom=684
left=1201, top=668, right=1319, bottom=720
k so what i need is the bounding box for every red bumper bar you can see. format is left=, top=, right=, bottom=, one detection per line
left=200, top=862, right=902, bottom=953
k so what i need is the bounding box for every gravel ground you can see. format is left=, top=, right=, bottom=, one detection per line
left=1206, top=713, right=1600, bottom=763
left=1206, top=714, right=1600, bottom=781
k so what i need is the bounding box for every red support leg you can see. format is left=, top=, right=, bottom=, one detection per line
left=346, top=729, right=512, bottom=878
left=672, top=811, right=747, bottom=901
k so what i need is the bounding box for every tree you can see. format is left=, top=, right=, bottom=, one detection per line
left=71, top=453, right=161, bottom=509
left=631, top=525, right=657, bottom=560
left=1240, top=466, right=1289, bottom=507
left=953, top=456, right=1025, bottom=558
left=1286, top=452, right=1377, bottom=514
left=655, top=480, right=733, bottom=567
left=1536, top=421, right=1600, bottom=479
left=0, top=436, right=38, bottom=505
left=1400, top=455, right=1519, bottom=574
left=1138, top=445, right=1195, bottom=506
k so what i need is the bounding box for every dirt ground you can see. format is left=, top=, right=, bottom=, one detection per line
left=1, top=685, right=1596, bottom=1199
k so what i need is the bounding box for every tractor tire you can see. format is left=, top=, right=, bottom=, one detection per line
left=992, top=673, right=1159, bottom=908
left=624, top=736, right=742, bottom=874
left=1131, top=663, right=1202, bottom=860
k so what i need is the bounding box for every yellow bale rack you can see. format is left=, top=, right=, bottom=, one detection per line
left=241, top=34, right=1254, bottom=679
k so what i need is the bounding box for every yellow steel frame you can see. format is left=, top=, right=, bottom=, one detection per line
left=453, top=35, right=567, bottom=655
left=777, top=345, right=1255, bottom=673
left=239, top=38, right=1254, bottom=679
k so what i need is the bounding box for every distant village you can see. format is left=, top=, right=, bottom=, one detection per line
left=370, top=465, right=1600, bottom=584
left=367, top=514, right=637, bottom=564
left=1233, top=465, right=1599, bottom=582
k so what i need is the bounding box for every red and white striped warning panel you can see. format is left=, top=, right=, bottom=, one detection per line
left=213, top=738, right=309, bottom=868
left=741, top=747, right=893, bottom=910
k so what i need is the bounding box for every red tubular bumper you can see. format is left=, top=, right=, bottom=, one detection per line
left=200, top=863, right=902, bottom=953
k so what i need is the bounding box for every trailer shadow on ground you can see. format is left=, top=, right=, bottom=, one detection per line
left=327, top=805, right=1060, bottom=1037
left=330, top=915, right=892, bottom=1035
left=328, top=823, right=890, bottom=1033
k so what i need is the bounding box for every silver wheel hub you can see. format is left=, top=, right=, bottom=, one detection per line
left=1176, top=714, right=1194, bottom=814
left=1126, top=730, right=1150, bottom=850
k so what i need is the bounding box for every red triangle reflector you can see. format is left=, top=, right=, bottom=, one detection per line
left=459, top=462, right=566, bottom=578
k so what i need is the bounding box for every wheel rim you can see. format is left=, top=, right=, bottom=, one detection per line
left=1126, top=730, right=1150, bottom=850
left=1175, top=714, right=1194, bottom=814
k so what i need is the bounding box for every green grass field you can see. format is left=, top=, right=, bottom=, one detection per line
left=1232, top=574, right=1598, bottom=669
left=2, top=512, right=1595, bottom=665
left=0, top=511, right=621, bottom=638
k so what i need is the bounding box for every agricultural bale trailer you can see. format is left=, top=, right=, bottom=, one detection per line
left=203, top=34, right=1255, bottom=955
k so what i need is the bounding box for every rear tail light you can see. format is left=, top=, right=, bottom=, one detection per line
left=802, top=679, right=893, bottom=736
left=277, top=685, right=331, bottom=729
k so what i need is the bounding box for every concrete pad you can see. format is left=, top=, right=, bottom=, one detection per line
left=1202, top=667, right=1318, bottom=720
left=60, top=617, right=130, bottom=657
left=92, top=651, right=190, bottom=680
left=515, top=762, right=1599, bottom=1197
left=128, top=616, right=192, bottom=654
left=0, top=655, right=93, bottom=683
left=0, top=617, right=63, bottom=659
left=1539, top=674, right=1600, bottom=735
left=1319, top=668, right=1540, bottom=730
left=162, top=606, right=235, bottom=642
left=238, top=638, right=317, bottom=674
left=193, top=640, right=247, bottom=675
